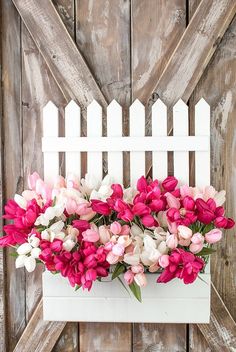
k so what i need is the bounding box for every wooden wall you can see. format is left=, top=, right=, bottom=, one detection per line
left=0, top=0, right=235, bottom=351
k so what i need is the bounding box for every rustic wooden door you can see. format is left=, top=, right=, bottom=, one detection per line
left=1, top=0, right=236, bottom=351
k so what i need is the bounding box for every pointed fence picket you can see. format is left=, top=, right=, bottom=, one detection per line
left=42, top=98, right=210, bottom=188
left=42, top=97, right=211, bottom=324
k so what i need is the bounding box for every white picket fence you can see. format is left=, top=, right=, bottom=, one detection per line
left=42, top=98, right=210, bottom=187
left=42, top=98, right=211, bottom=323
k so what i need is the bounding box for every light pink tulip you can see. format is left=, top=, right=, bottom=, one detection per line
left=28, top=172, right=41, bottom=190
left=53, top=175, right=66, bottom=188
left=99, top=226, right=111, bottom=244
left=65, top=199, right=78, bottom=214
left=82, top=229, right=99, bottom=242
left=106, top=251, right=119, bottom=264
left=178, top=225, right=192, bottom=239
left=159, top=254, right=170, bottom=268
left=120, top=225, right=130, bottom=235
left=66, top=173, right=80, bottom=189
left=166, top=234, right=178, bottom=249
left=149, top=262, right=160, bottom=273
left=35, top=179, right=52, bottom=201
left=205, top=229, right=222, bottom=244
left=124, top=270, right=134, bottom=285
left=112, top=243, right=125, bottom=256
left=165, top=192, right=180, bottom=209
left=134, top=273, right=147, bottom=287
left=104, top=241, right=114, bottom=251
left=110, top=221, right=122, bottom=235
left=117, top=235, right=132, bottom=247
left=131, top=264, right=144, bottom=274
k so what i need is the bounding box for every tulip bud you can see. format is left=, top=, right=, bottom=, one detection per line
left=177, top=225, right=192, bottom=239
left=24, top=256, right=36, bottom=272
left=131, top=264, right=144, bottom=274
left=106, top=251, right=119, bottom=264
left=205, top=229, right=222, bottom=244
left=63, top=239, right=76, bottom=252
left=134, top=272, right=147, bottom=287
left=159, top=254, right=170, bottom=268
left=141, top=215, right=155, bottom=227
left=110, top=221, right=122, bottom=235
left=31, top=247, right=42, bottom=258
left=28, top=172, right=41, bottom=190
left=166, top=234, right=178, bottom=249
left=15, top=255, right=27, bottom=269
left=162, top=176, right=178, bottom=192
left=112, top=243, right=125, bottom=256
left=182, top=196, right=195, bottom=211
left=17, top=243, right=32, bottom=255
left=124, top=270, right=134, bottom=285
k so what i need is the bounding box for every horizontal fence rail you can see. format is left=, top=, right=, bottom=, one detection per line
left=42, top=98, right=210, bottom=187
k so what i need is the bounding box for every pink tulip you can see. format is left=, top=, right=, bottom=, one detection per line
left=205, top=229, right=222, bottom=244
left=124, top=270, right=134, bottom=285
left=141, top=214, right=155, bottom=227
left=112, top=243, right=125, bottom=256
left=131, top=264, right=144, bottom=274
left=159, top=254, right=170, bottom=268
left=110, top=221, right=122, bottom=235
left=99, top=226, right=111, bottom=244
left=35, top=179, right=52, bottom=201
left=82, top=229, right=99, bottom=242
left=162, top=176, right=178, bottom=192
left=189, top=232, right=204, bottom=253
left=106, top=251, right=119, bottom=264
left=132, top=202, right=150, bottom=216
left=120, top=225, right=130, bottom=235
left=137, top=176, right=148, bottom=192
left=166, top=234, right=178, bottom=249
left=65, top=199, right=78, bottom=214
left=91, top=199, right=111, bottom=215
left=85, top=269, right=97, bottom=281
left=177, top=225, right=192, bottom=239
left=165, top=193, right=180, bottom=209
left=134, top=272, right=147, bottom=287
left=182, top=196, right=195, bottom=211
left=53, top=175, right=66, bottom=188
left=28, top=172, right=41, bottom=190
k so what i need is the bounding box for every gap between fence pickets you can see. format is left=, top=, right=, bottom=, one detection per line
left=42, top=98, right=210, bottom=188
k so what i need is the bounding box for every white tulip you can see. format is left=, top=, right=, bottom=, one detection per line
left=157, top=241, right=168, bottom=254
left=15, top=255, right=27, bottom=268
left=101, top=174, right=113, bottom=186
left=63, top=239, right=75, bottom=252
left=28, top=235, right=40, bottom=248
left=130, top=224, right=143, bottom=237
left=17, top=243, right=32, bottom=255
left=14, top=194, right=27, bottom=210
left=50, top=220, right=64, bottom=234
left=123, top=245, right=140, bottom=266
left=24, top=256, right=36, bottom=272
left=31, top=247, right=41, bottom=259
left=41, top=230, right=50, bottom=241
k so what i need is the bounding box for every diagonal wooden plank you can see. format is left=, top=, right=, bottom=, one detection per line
left=13, top=299, right=66, bottom=352
left=197, top=283, right=236, bottom=351
left=146, top=0, right=236, bottom=106
left=12, top=0, right=108, bottom=111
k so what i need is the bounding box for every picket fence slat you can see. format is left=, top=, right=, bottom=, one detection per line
left=43, top=101, right=59, bottom=185
left=42, top=99, right=210, bottom=188
left=107, top=100, right=123, bottom=184
left=195, top=98, right=211, bottom=187
left=65, top=100, right=81, bottom=178
left=152, top=99, right=168, bottom=180
left=173, top=99, right=189, bottom=185
left=87, top=100, right=103, bottom=182
left=130, top=100, right=145, bottom=186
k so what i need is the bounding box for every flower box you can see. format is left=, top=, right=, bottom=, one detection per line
left=43, top=265, right=210, bottom=323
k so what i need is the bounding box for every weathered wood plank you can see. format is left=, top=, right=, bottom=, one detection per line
left=76, top=1, right=132, bottom=350
left=0, top=11, right=6, bottom=350
left=13, top=299, right=66, bottom=352
left=197, top=284, right=236, bottom=351
left=12, top=0, right=108, bottom=111
left=132, top=1, right=187, bottom=351
left=146, top=0, right=236, bottom=106
left=189, top=8, right=236, bottom=350
left=21, top=1, right=79, bottom=351
left=2, top=1, right=26, bottom=350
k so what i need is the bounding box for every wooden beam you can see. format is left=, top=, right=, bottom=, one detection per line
left=197, top=283, right=236, bottom=351
left=12, top=0, right=108, bottom=111
left=147, top=0, right=236, bottom=106
left=13, top=299, right=66, bottom=352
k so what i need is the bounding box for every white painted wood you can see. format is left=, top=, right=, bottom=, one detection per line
left=152, top=99, right=168, bottom=180
left=129, top=100, right=145, bottom=186
left=43, top=271, right=210, bottom=323
left=43, top=101, right=59, bottom=185
left=195, top=98, right=211, bottom=187
left=87, top=100, right=103, bottom=181
left=42, top=136, right=209, bottom=153
left=173, top=99, right=189, bottom=184
left=65, top=100, right=81, bottom=178
left=107, top=100, right=123, bottom=183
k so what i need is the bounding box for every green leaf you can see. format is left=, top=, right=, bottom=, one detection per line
left=75, top=285, right=81, bottom=291
left=202, top=223, right=214, bottom=235
left=129, top=282, right=142, bottom=302
left=10, top=252, right=18, bottom=258
left=196, top=247, right=216, bottom=256
left=117, top=277, right=131, bottom=296
left=111, top=263, right=126, bottom=280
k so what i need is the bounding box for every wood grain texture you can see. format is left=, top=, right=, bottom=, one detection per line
left=12, top=0, right=108, bottom=111
left=197, top=284, right=236, bottom=351
left=146, top=0, right=236, bottom=106
left=131, top=1, right=187, bottom=351
left=0, top=8, right=6, bottom=349
left=21, top=1, right=79, bottom=351
left=189, top=5, right=236, bottom=350
left=76, top=1, right=132, bottom=351
left=2, top=1, right=26, bottom=351
left=13, top=299, right=66, bottom=352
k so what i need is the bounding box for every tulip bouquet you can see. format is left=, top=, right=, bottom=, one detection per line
left=0, top=172, right=234, bottom=301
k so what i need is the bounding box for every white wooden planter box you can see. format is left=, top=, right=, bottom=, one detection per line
left=42, top=98, right=211, bottom=323
left=43, top=267, right=210, bottom=323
